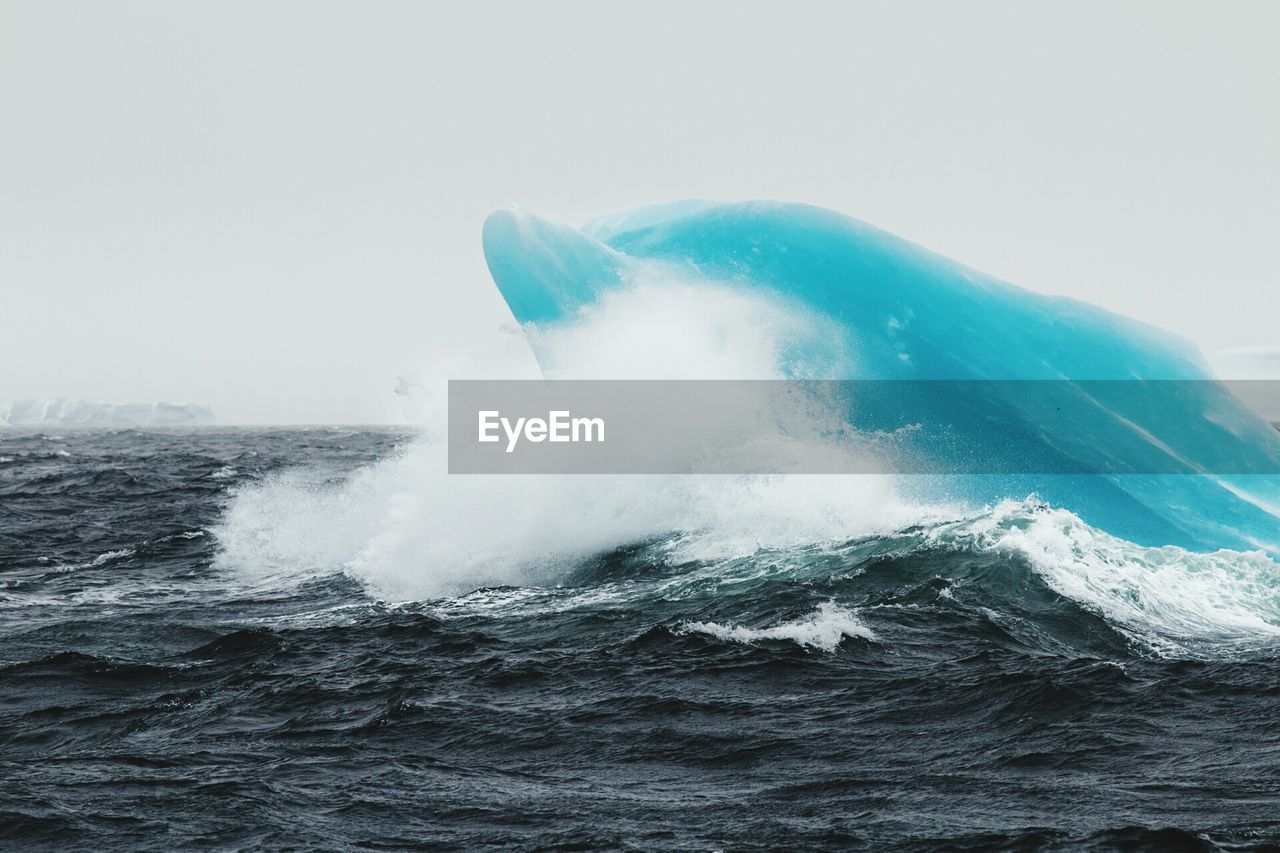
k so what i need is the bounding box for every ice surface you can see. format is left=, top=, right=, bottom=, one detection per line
left=482, top=200, right=1280, bottom=555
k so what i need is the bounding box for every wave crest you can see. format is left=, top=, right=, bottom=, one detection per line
left=678, top=601, right=875, bottom=652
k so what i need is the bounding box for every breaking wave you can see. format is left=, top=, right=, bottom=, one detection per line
left=212, top=277, right=1280, bottom=659
left=214, top=281, right=923, bottom=598
left=678, top=601, right=876, bottom=652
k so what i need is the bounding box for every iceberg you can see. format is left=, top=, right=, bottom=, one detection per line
left=481, top=200, right=1280, bottom=555
left=1, top=398, right=216, bottom=427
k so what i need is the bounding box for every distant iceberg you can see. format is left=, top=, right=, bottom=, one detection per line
left=1, top=398, right=216, bottom=427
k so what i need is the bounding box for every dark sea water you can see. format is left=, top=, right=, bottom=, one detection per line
left=4, top=428, right=1280, bottom=851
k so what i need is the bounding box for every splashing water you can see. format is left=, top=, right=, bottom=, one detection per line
left=214, top=280, right=924, bottom=600
left=678, top=601, right=876, bottom=652
left=212, top=269, right=1280, bottom=657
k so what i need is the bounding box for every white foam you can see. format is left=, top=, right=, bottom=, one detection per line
left=678, top=601, right=875, bottom=651
left=53, top=548, right=137, bottom=573
left=936, top=498, right=1280, bottom=654
left=213, top=280, right=924, bottom=600
left=211, top=276, right=1280, bottom=659
left=528, top=275, right=856, bottom=381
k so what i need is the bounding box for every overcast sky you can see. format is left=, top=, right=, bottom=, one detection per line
left=3, top=1, right=1277, bottom=423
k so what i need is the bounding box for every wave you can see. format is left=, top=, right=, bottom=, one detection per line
left=677, top=602, right=875, bottom=652
left=214, top=280, right=938, bottom=599
left=214, top=200, right=1280, bottom=661
left=921, top=499, right=1280, bottom=656
left=215, top=455, right=1280, bottom=658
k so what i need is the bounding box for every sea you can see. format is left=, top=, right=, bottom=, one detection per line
left=4, top=426, right=1280, bottom=850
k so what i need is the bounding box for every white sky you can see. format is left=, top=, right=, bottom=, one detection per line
left=2, top=1, right=1277, bottom=423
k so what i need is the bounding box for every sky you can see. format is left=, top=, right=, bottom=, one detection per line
left=2, top=0, right=1277, bottom=424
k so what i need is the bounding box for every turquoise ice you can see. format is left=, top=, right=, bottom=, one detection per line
left=482, top=200, right=1280, bottom=554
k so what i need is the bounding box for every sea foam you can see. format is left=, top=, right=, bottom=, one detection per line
left=678, top=601, right=876, bottom=652
left=215, top=281, right=924, bottom=599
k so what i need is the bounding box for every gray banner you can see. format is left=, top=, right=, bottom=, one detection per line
left=447, top=379, right=1280, bottom=475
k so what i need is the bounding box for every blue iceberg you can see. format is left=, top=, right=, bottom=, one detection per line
left=481, top=200, right=1280, bottom=555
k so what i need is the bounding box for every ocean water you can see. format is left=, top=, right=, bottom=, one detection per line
left=8, top=200, right=1280, bottom=849
left=5, top=426, right=1280, bottom=850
